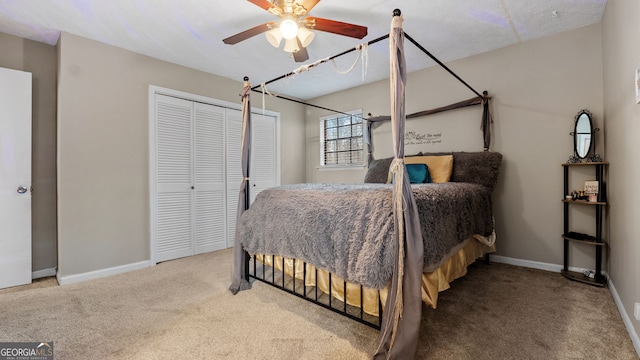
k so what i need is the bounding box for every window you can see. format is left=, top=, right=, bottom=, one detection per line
left=320, top=110, right=364, bottom=168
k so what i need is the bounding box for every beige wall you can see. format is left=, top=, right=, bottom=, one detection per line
left=306, top=23, right=604, bottom=269
left=602, top=0, right=640, bottom=342
left=56, top=32, right=305, bottom=278
left=0, top=32, right=58, bottom=274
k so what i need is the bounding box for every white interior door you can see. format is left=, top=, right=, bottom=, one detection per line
left=226, top=111, right=279, bottom=246
left=250, top=113, right=279, bottom=203
left=153, top=94, right=229, bottom=261
left=193, top=102, right=226, bottom=254
left=0, top=67, right=32, bottom=289
left=154, top=94, right=194, bottom=262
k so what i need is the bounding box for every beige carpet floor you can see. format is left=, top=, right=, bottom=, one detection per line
left=0, top=248, right=637, bottom=360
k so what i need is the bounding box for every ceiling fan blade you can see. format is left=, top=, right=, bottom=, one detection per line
left=247, top=0, right=283, bottom=15
left=293, top=40, right=309, bottom=62
left=297, top=0, right=321, bottom=14
left=305, top=17, right=368, bottom=39
left=223, top=22, right=276, bottom=45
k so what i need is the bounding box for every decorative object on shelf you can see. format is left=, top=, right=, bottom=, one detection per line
left=566, top=155, right=582, bottom=164
left=570, top=190, right=588, bottom=201
left=565, top=231, right=597, bottom=242
left=567, top=109, right=602, bottom=163
left=584, top=180, right=599, bottom=194
left=584, top=180, right=599, bottom=202
left=588, top=153, right=603, bottom=162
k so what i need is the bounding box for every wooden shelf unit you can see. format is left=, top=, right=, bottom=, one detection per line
left=561, top=162, right=608, bottom=287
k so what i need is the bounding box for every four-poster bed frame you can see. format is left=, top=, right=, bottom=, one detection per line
left=229, top=9, right=499, bottom=359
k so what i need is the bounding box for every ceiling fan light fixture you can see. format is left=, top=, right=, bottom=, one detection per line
left=225, top=0, right=368, bottom=63
left=283, top=38, right=300, bottom=53
left=279, top=18, right=299, bottom=40
left=265, top=27, right=282, bottom=48
left=297, top=26, right=315, bottom=47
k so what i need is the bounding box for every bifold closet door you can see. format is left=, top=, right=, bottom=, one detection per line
left=153, top=91, right=279, bottom=261
left=193, top=102, right=226, bottom=255
left=225, top=110, right=278, bottom=247
left=250, top=113, right=278, bottom=203
left=154, top=95, right=226, bottom=262
left=155, top=95, right=194, bottom=262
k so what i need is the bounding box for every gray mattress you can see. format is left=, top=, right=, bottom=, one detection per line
left=237, top=182, right=494, bottom=289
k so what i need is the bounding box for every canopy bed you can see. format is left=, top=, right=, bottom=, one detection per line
left=229, top=9, right=501, bottom=359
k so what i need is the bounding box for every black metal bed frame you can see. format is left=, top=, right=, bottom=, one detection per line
left=244, top=251, right=382, bottom=329
left=248, top=32, right=485, bottom=117
left=238, top=24, right=489, bottom=331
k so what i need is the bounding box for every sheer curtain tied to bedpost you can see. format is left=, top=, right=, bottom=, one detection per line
left=481, top=90, right=493, bottom=150
left=374, top=10, right=424, bottom=360
left=229, top=77, right=252, bottom=295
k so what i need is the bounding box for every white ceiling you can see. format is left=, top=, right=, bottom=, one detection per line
left=0, top=0, right=607, bottom=99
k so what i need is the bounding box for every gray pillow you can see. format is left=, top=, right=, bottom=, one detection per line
left=363, top=157, right=393, bottom=183
left=416, top=151, right=502, bottom=191
left=449, top=152, right=502, bottom=191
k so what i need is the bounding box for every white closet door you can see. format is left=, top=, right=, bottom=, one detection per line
left=0, top=68, right=32, bottom=289
left=155, top=95, right=194, bottom=262
left=193, top=102, right=226, bottom=254
left=225, top=108, right=243, bottom=248
left=250, top=113, right=278, bottom=203
left=152, top=87, right=280, bottom=260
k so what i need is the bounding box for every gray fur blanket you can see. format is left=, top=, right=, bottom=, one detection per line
left=237, top=182, right=494, bottom=289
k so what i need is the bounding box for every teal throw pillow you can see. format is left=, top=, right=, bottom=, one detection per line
left=406, top=163, right=432, bottom=184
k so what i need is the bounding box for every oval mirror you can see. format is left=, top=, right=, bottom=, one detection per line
left=574, top=110, right=593, bottom=159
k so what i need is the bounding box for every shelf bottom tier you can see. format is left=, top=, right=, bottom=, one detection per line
left=561, top=270, right=606, bottom=287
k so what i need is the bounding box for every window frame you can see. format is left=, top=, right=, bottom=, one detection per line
left=319, top=109, right=365, bottom=169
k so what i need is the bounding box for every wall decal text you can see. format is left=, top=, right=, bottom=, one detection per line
left=405, top=131, right=442, bottom=146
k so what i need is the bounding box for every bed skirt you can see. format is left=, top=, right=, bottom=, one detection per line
left=253, top=234, right=495, bottom=317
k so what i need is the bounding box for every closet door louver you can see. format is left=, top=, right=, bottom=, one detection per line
left=155, top=95, right=194, bottom=262
left=193, top=102, right=226, bottom=254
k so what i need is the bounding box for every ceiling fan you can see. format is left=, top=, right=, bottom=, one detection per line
left=222, top=0, right=368, bottom=62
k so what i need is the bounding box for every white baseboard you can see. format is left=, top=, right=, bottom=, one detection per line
left=489, top=254, right=597, bottom=275
left=489, top=255, right=563, bottom=272
left=490, top=254, right=639, bottom=358
left=57, top=260, right=154, bottom=285
left=608, top=278, right=640, bottom=357
left=32, top=267, right=57, bottom=279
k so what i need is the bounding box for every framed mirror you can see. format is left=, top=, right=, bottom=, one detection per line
left=574, top=110, right=593, bottom=159
left=567, top=109, right=601, bottom=163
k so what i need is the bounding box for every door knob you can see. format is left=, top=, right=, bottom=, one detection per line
left=17, top=186, right=28, bottom=194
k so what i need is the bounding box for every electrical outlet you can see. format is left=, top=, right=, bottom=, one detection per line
left=635, top=303, right=640, bottom=321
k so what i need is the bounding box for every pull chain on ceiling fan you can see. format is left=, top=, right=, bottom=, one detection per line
left=223, top=0, right=368, bottom=62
